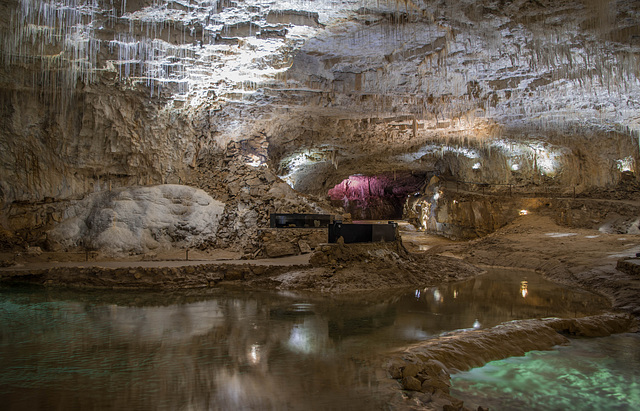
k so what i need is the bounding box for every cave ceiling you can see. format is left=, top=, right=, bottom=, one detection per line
left=2, top=0, right=640, bottom=196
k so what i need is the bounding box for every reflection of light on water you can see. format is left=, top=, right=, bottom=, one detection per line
left=288, top=325, right=311, bottom=354
left=520, top=281, right=529, bottom=298
left=0, top=268, right=618, bottom=411
left=473, top=319, right=481, bottom=329
left=249, top=344, right=261, bottom=364
left=287, top=318, right=327, bottom=354
left=401, top=327, right=431, bottom=340
left=291, top=303, right=314, bottom=313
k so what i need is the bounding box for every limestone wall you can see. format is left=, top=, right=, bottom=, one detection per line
left=2, top=0, right=640, bottom=253
left=411, top=187, right=640, bottom=240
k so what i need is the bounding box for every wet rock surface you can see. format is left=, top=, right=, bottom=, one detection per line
left=0, top=239, right=483, bottom=294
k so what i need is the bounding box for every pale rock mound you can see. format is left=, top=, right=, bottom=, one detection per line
left=47, top=185, right=225, bottom=256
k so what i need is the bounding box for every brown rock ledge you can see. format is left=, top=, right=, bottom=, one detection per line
left=0, top=263, right=308, bottom=290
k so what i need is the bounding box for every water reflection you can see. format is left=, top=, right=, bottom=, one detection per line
left=390, top=270, right=609, bottom=337
left=521, top=280, right=529, bottom=298
left=0, top=269, right=611, bottom=410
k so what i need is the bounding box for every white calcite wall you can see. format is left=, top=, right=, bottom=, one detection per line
left=47, top=185, right=225, bottom=255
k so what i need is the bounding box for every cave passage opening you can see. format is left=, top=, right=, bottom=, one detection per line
left=327, top=172, right=427, bottom=220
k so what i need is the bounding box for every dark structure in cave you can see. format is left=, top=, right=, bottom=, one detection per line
left=269, top=213, right=336, bottom=228
left=328, top=221, right=398, bottom=244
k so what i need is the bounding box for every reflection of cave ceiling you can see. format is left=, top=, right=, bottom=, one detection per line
left=1, top=0, right=640, bottom=197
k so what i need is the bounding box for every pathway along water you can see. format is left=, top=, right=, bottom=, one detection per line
left=0, top=268, right=622, bottom=410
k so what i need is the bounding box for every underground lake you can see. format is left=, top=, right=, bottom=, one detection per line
left=0, top=268, right=633, bottom=410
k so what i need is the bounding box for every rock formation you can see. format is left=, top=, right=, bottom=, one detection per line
left=1, top=0, right=639, bottom=252
left=46, top=184, right=225, bottom=256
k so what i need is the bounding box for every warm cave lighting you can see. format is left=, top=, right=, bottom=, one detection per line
left=616, top=156, right=635, bottom=172
left=520, top=281, right=529, bottom=299
left=246, top=154, right=265, bottom=168
left=420, top=214, right=428, bottom=230
left=453, top=290, right=459, bottom=299
left=433, top=289, right=443, bottom=303
left=519, top=209, right=528, bottom=216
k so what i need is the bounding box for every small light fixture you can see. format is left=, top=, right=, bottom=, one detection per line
left=519, top=209, right=528, bottom=216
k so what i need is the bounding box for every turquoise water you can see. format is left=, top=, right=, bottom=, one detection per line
left=451, top=333, right=640, bottom=410
left=0, top=269, right=618, bottom=410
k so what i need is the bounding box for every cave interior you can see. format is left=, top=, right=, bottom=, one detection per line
left=1, top=0, right=640, bottom=408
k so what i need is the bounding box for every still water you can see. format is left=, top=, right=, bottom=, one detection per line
left=0, top=269, right=613, bottom=410
left=451, top=333, right=640, bottom=410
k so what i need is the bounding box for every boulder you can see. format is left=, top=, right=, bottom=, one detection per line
left=401, top=376, right=422, bottom=391
left=402, top=363, right=420, bottom=379
left=298, top=240, right=312, bottom=254
left=264, top=242, right=296, bottom=258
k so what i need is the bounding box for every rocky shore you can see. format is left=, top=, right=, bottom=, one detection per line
left=0, top=240, right=483, bottom=293
left=382, top=313, right=638, bottom=410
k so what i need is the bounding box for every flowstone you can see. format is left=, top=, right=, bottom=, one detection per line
left=47, top=185, right=225, bottom=256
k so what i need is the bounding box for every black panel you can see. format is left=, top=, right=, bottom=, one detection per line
left=328, top=222, right=397, bottom=243
left=269, top=213, right=335, bottom=228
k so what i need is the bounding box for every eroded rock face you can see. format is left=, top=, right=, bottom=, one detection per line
left=47, top=185, right=225, bottom=256
left=1, top=0, right=640, bottom=248
left=265, top=0, right=640, bottom=194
